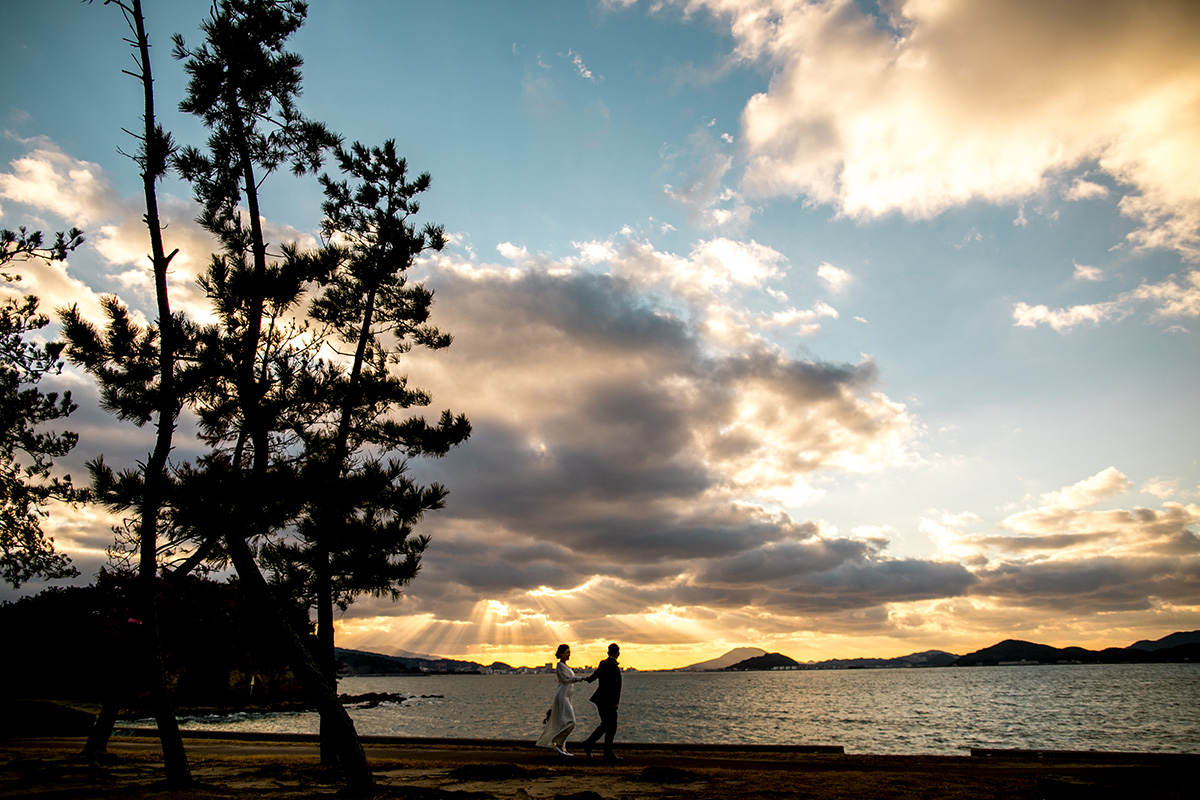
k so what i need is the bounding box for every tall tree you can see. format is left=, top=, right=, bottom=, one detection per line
left=281, top=140, right=470, bottom=763
left=60, top=0, right=192, bottom=782
left=171, top=2, right=374, bottom=792
left=0, top=227, right=83, bottom=588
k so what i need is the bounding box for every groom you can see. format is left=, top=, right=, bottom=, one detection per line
left=582, top=643, right=622, bottom=761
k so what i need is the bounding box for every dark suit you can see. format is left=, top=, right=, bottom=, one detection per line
left=583, top=655, right=622, bottom=757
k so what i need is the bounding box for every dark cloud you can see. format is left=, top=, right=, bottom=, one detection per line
left=976, top=533, right=1111, bottom=552
left=695, top=533, right=860, bottom=586
left=972, top=556, right=1200, bottom=612
left=375, top=257, right=963, bottom=636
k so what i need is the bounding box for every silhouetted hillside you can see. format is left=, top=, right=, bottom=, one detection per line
left=1, top=575, right=306, bottom=710
left=726, top=652, right=800, bottom=670
left=954, top=637, right=1200, bottom=666
left=335, top=647, right=481, bottom=675
left=334, top=648, right=422, bottom=675
left=817, top=650, right=959, bottom=669
left=1129, top=630, right=1200, bottom=651
left=678, top=647, right=768, bottom=671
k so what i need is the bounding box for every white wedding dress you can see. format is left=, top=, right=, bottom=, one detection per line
left=535, top=660, right=583, bottom=751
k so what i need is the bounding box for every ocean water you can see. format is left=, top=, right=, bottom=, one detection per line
left=167, top=663, right=1200, bottom=755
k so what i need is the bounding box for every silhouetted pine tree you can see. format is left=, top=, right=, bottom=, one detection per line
left=0, top=227, right=83, bottom=588
left=170, top=2, right=374, bottom=793
left=274, top=140, right=470, bottom=763
left=61, top=0, right=193, bottom=782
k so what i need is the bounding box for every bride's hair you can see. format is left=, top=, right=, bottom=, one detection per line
left=556, top=643, right=570, bottom=660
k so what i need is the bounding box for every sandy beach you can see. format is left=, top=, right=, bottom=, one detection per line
left=1, top=732, right=1195, bottom=800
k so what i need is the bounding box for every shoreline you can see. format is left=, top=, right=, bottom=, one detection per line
left=114, top=726, right=1200, bottom=762
left=2, top=734, right=1196, bottom=799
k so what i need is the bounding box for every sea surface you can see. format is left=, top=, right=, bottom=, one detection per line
left=166, top=663, right=1200, bottom=755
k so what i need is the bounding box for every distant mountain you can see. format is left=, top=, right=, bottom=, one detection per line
left=953, top=637, right=1200, bottom=666
left=954, top=639, right=1103, bottom=666
left=816, top=650, right=960, bottom=669
left=678, top=647, right=768, bottom=671
left=335, top=648, right=421, bottom=675
left=726, top=652, right=800, bottom=671
left=335, top=647, right=482, bottom=675
left=387, top=647, right=443, bottom=661
left=335, top=630, right=1200, bottom=676
left=1128, top=630, right=1200, bottom=652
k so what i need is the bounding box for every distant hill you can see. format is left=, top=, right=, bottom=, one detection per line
left=335, top=648, right=420, bottom=675
left=726, top=652, right=800, bottom=671
left=1128, top=630, right=1200, bottom=652
left=678, top=647, right=768, bottom=671
left=335, top=647, right=482, bottom=675
left=335, top=630, right=1200, bottom=675
left=816, top=650, right=960, bottom=669
left=954, top=637, right=1200, bottom=666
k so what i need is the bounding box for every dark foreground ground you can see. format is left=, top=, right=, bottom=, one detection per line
left=2, top=732, right=1196, bottom=800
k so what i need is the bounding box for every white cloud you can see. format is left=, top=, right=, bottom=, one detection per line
left=0, top=142, right=329, bottom=327
left=0, top=144, right=115, bottom=226
left=1073, top=262, right=1103, bottom=282
left=817, top=261, right=852, bottom=293
left=1011, top=299, right=1120, bottom=331
left=1143, top=478, right=1179, bottom=500
left=672, top=0, right=1200, bottom=259
left=760, top=301, right=838, bottom=336
left=662, top=125, right=754, bottom=232
left=1034, top=467, right=1132, bottom=512
left=566, top=48, right=602, bottom=83
left=1013, top=268, right=1200, bottom=332
left=0, top=253, right=108, bottom=328
left=1066, top=178, right=1111, bottom=202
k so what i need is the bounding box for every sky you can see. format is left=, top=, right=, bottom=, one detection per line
left=2, top=0, right=1199, bottom=671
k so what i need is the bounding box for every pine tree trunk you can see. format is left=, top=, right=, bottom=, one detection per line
left=226, top=531, right=374, bottom=795
left=140, top=532, right=191, bottom=785
left=127, top=0, right=192, bottom=785
left=316, top=551, right=338, bottom=766
left=81, top=699, right=120, bottom=758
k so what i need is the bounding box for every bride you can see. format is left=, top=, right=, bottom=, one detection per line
left=535, top=643, right=584, bottom=756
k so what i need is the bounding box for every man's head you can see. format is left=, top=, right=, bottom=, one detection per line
left=608, top=643, right=620, bottom=658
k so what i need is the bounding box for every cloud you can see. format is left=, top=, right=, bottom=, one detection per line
left=0, top=252, right=109, bottom=329
left=0, top=141, right=320, bottom=327
left=322, top=230, right=942, bottom=653
left=1073, top=262, right=1103, bottom=282
left=346, top=458, right=1199, bottom=661
left=1033, top=466, right=1131, bottom=511
left=1066, top=178, right=1111, bottom=202
left=817, top=261, right=852, bottom=293
left=662, top=125, right=753, bottom=231
left=1143, top=478, right=1179, bottom=501
left=670, top=0, right=1200, bottom=260
left=0, top=143, right=116, bottom=226
left=1013, top=269, right=1200, bottom=332
left=973, top=556, right=1200, bottom=613
left=926, top=468, right=1200, bottom=614
left=566, top=48, right=603, bottom=83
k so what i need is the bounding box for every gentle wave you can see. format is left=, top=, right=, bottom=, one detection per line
left=162, top=663, right=1200, bottom=755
